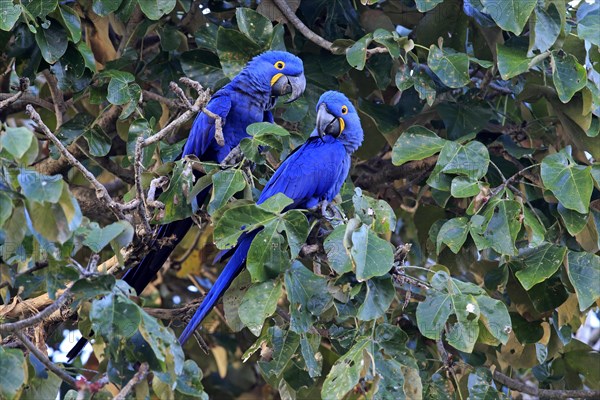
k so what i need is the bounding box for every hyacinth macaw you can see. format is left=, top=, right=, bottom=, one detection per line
left=179, top=90, right=364, bottom=345
left=67, top=51, right=305, bottom=360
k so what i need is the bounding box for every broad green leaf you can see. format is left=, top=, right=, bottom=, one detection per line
left=395, top=64, right=414, bottom=91
left=138, top=0, right=175, bottom=20
left=483, top=199, right=522, bottom=255
left=579, top=11, right=600, bottom=46
left=20, top=366, right=61, bottom=400
left=175, top=360, right=207, bottom=398
left=557, top=203, right=588, bottom=235
left=427, top=45, right=470, bottom=88
left=531, top=3, right=561, bottom=53
left=180, top=49, right=228, bottom=88
left=83, top=220, right=134, bottom=253
left=0, top=347, right=26, bottom=400
left=239, top=279, right=282, bottom=335
left=445, top=295, right=480, bottom=353
left=515, top=243, right=567, bottom=290
left=551, top=50, right=587, bottom=103
left=213, top=203, right=274, bottom=249
left=324, top=224, right=352, bottom=275
left=346, top=34, right=372, bottom=70
left=415, top=0, right=444, bottom=12
left=222, top=270, right=251, bottom=332
left=372, top=29, right=400, bottom=59
left=236, top=8, right=273, bottom=48
left=216, top=27, right=261, bottom=78
left=57, top=5, right=81, bottom=43
left=442, top=141, right=489, bottom=179
left=477, top=296, right=511, bottom=345
left=246, top=223, right=289, bottom=282
left=496, top=41, right=530, bottom=80
left=139, top=310, right=184, bottom=373
left=0, top=191, right=13, bottom=226
left=208, top=169, right=246, bottom=215
left=1, top=127, right=34, bottom=159
left=370, top=352, right=406, bottom=398
left=92, top=0, right=122, bottom=16
left=523, top=207, right=546, bottom=247
left=451, top=176, right=480, bottom=198
left=25, top=0, right=57, bottom=18
left=481, top=0, right=537, bottom=34
left=321, top=337, right=370, bottom=400
left=90, top=293, right=142, bottom=340
left=70, top=275, right=116, bottom=303
left=352, top=188, right=396, bottom=234
left=156, top=160, right=195, bottom=224
left=82, top=126, right=111, bottom=156
left=437, top=217, right=469, bottom=254
left=247, top=122, right=290, bottom=137
left=300, top=333, right=322, bottom=378
left=566, top=251, right=600, bottom=311
left=416, top=291, right=453, bottom=341
left=105, top=70, right=135, bottom=105
left=437, top=103, right=493, bottom=140
left=17, top=170, right=63, bottom=203
left=0, top=0, right=21, bottom=31
left=392, top=125, right=447, bottom=166
left=259, top=327, right=300, bottom=377
left=541, top=149, right=593, bottom=214
left=54, top=114, right=93, bottom=145
left=356, top=277, right=395, bottom=321
left=34, top=23, right=68, bottom=64
left=350, top=224, right=394, bottom=281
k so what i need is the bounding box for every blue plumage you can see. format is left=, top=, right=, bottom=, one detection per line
left=67, top=51, right=305, bottom=361
left=179, top=91, right=364, bottom=345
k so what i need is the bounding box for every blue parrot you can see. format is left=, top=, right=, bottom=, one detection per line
left=179, top=90, right=364, bottom=345
left=66, top=51, right=305, bottom=360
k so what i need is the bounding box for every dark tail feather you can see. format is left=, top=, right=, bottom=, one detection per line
left=178, top=231, right=257, bottom=345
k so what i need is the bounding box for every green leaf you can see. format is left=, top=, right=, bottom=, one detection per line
left=415, top=0, right=444, bottom=12
left=1, top=127, right=34, bottom=159
left=90, top=293, right=142, bottom=340
left=92, top=0, right=122, bottom=16
left=356, top=277, right=395, bottom=321
left=350, top=224, right=394, bottom=281
left=82, top=126, right=111, bottom=156
left=451, top=176, right=480, bottom=198
left=531, top=3, right=561, bottom=53
left=208, top=169, right=246, bottom=215
left=216, top=27, right=262, bottom=78
left=180, top=49, right=228, bottom=89
left=83, top=220, right=134, bottom=253
left=557, top=203, right=588, bottom=235
left=0, top=0, right=21, bottom=31
left=70, top=275, right=116, bottom=303
left=138, top=0, right=175, bottom=20
left=26, top=0, right=57, bottom=18
left=246, top=223, right=289, bottom=282
left=34, top=22, right=68, bottom=64
left=428, top=140, right=490, bottom=191
left=372, top=29, right=400, bottom=59
left=213, top=203, right=273, bottom=249
left=579, top=11, right=600, bottom=46
left=0, top=347, right=26, bottom=400
left=104, top=70, right=135, bottom=105
left=541, top=149, right=593, bottom=214
left=346, top=34, right=372, bottom=70
left=17, top=170, right=63, bottom=203
left=566, top=251, right=600, bottom=311
left=57, top=5, right=81, bottom=43
left=0, top=191, right=13, bottom=226
left=156, top=160, right=195, bottom=224
left=321, top=337, right=370, bottom=400
left=175, top=360, right=207, bottom=398
left=236, top=8, right=273, bottom=48
left=300, top=333, right=322, bottom=378
left=437, top=217, right=469, bottom=254
left=239, top=279, right=282, bottom=335
left=392, top=125, right=447, bottom=166
left=523, top=208, right=546, bottom=247
left=551, top=50, right=587, bottom=103
left=515, top=243, right=567, bottom=290
left=324, top=224, right=352, bottom=275
left=259, top=327, right=300, bottom=377
left=480, top=0, right=537, bottom=34
left=483, top=199, right=522, bottom=256
left=247, top=122, right=290, bottom=137
left=20, top=366, right=61, bottom=400
left=222, top=270, right=251, bottom=332
left=427, top=45, right=470, bottom=88
left=496, top=41, right=530, bottom=80
left=477, top=296, right=511, bottom=345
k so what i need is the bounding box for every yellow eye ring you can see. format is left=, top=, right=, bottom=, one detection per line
left=274, top=61, right=285, bottom=70
left=341, top=105, right=348, bottom=115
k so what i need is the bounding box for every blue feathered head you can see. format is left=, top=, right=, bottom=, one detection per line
left=315, top=91, right=363, bottom=153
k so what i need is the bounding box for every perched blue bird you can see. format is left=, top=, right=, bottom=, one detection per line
left=179, top=91, right=364, bottom=345
left=66, top=51, right=305, bottom=360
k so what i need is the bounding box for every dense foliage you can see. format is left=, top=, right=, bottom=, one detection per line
left=0, top=0, right=599, bottom=399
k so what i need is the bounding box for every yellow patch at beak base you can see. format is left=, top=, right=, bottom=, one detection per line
left=339, top=117, right=345, bottom=134
left=270, top=73, right=284, bottom=86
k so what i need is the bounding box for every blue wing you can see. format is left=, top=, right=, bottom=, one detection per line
left=182, top=92, right=232, bottom=157
left=258, top=136, right=350, bottom=209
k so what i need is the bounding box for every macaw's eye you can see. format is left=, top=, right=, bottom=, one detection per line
left=341, top=105, right=348, bottom=115
left=274, top=61, right=285, bottom=70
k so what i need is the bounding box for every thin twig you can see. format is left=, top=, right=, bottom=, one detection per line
left=146, top=176, right=168, bottom=209
left=42, top=70, right=66, bottom=128
left=14, top=330, right=78, bottom=387
left=142, top=89, right=181, bottom=109
left=114, top=363, right=149, bottom=400
left=134, top=136, right=152, bottom=234
left=272, top=0, right=333, bottom=50
left=169, top=82, right=193, bottom=109
left=26, top=105, right=127, bottom=219
left=0, top=78, right=29, bottom=110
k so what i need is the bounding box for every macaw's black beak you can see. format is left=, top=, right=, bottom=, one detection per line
left=316, top=102, right=343, bottom=140
left=271, top=72, right=306, bottom=103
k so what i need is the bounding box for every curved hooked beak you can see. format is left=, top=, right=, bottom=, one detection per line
left=316, top=103, right=345, bottom=140
left=270, top=72, right=306, bottom=103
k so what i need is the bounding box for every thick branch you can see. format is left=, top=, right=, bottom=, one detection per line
left=0, top=289, right=70, bottom=333
left=42, top=70, right=66, bottom=128
left=272, top=0, right=333, bottom=50
left=492, top=370, right=600, bottom=399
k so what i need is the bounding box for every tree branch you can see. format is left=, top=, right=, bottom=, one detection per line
left=114, top=363, right=149, bottom=400
left=42, top=70, right=66, bottom=128
left=272, top=0, right=333, bottom=50
left=13, top=330, right=77, bottom=387
left=0, top=77, right=29, bottom=110
left=0, top=288, right=71, bottom=334
left=492, top=370, right=600, bottom=399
